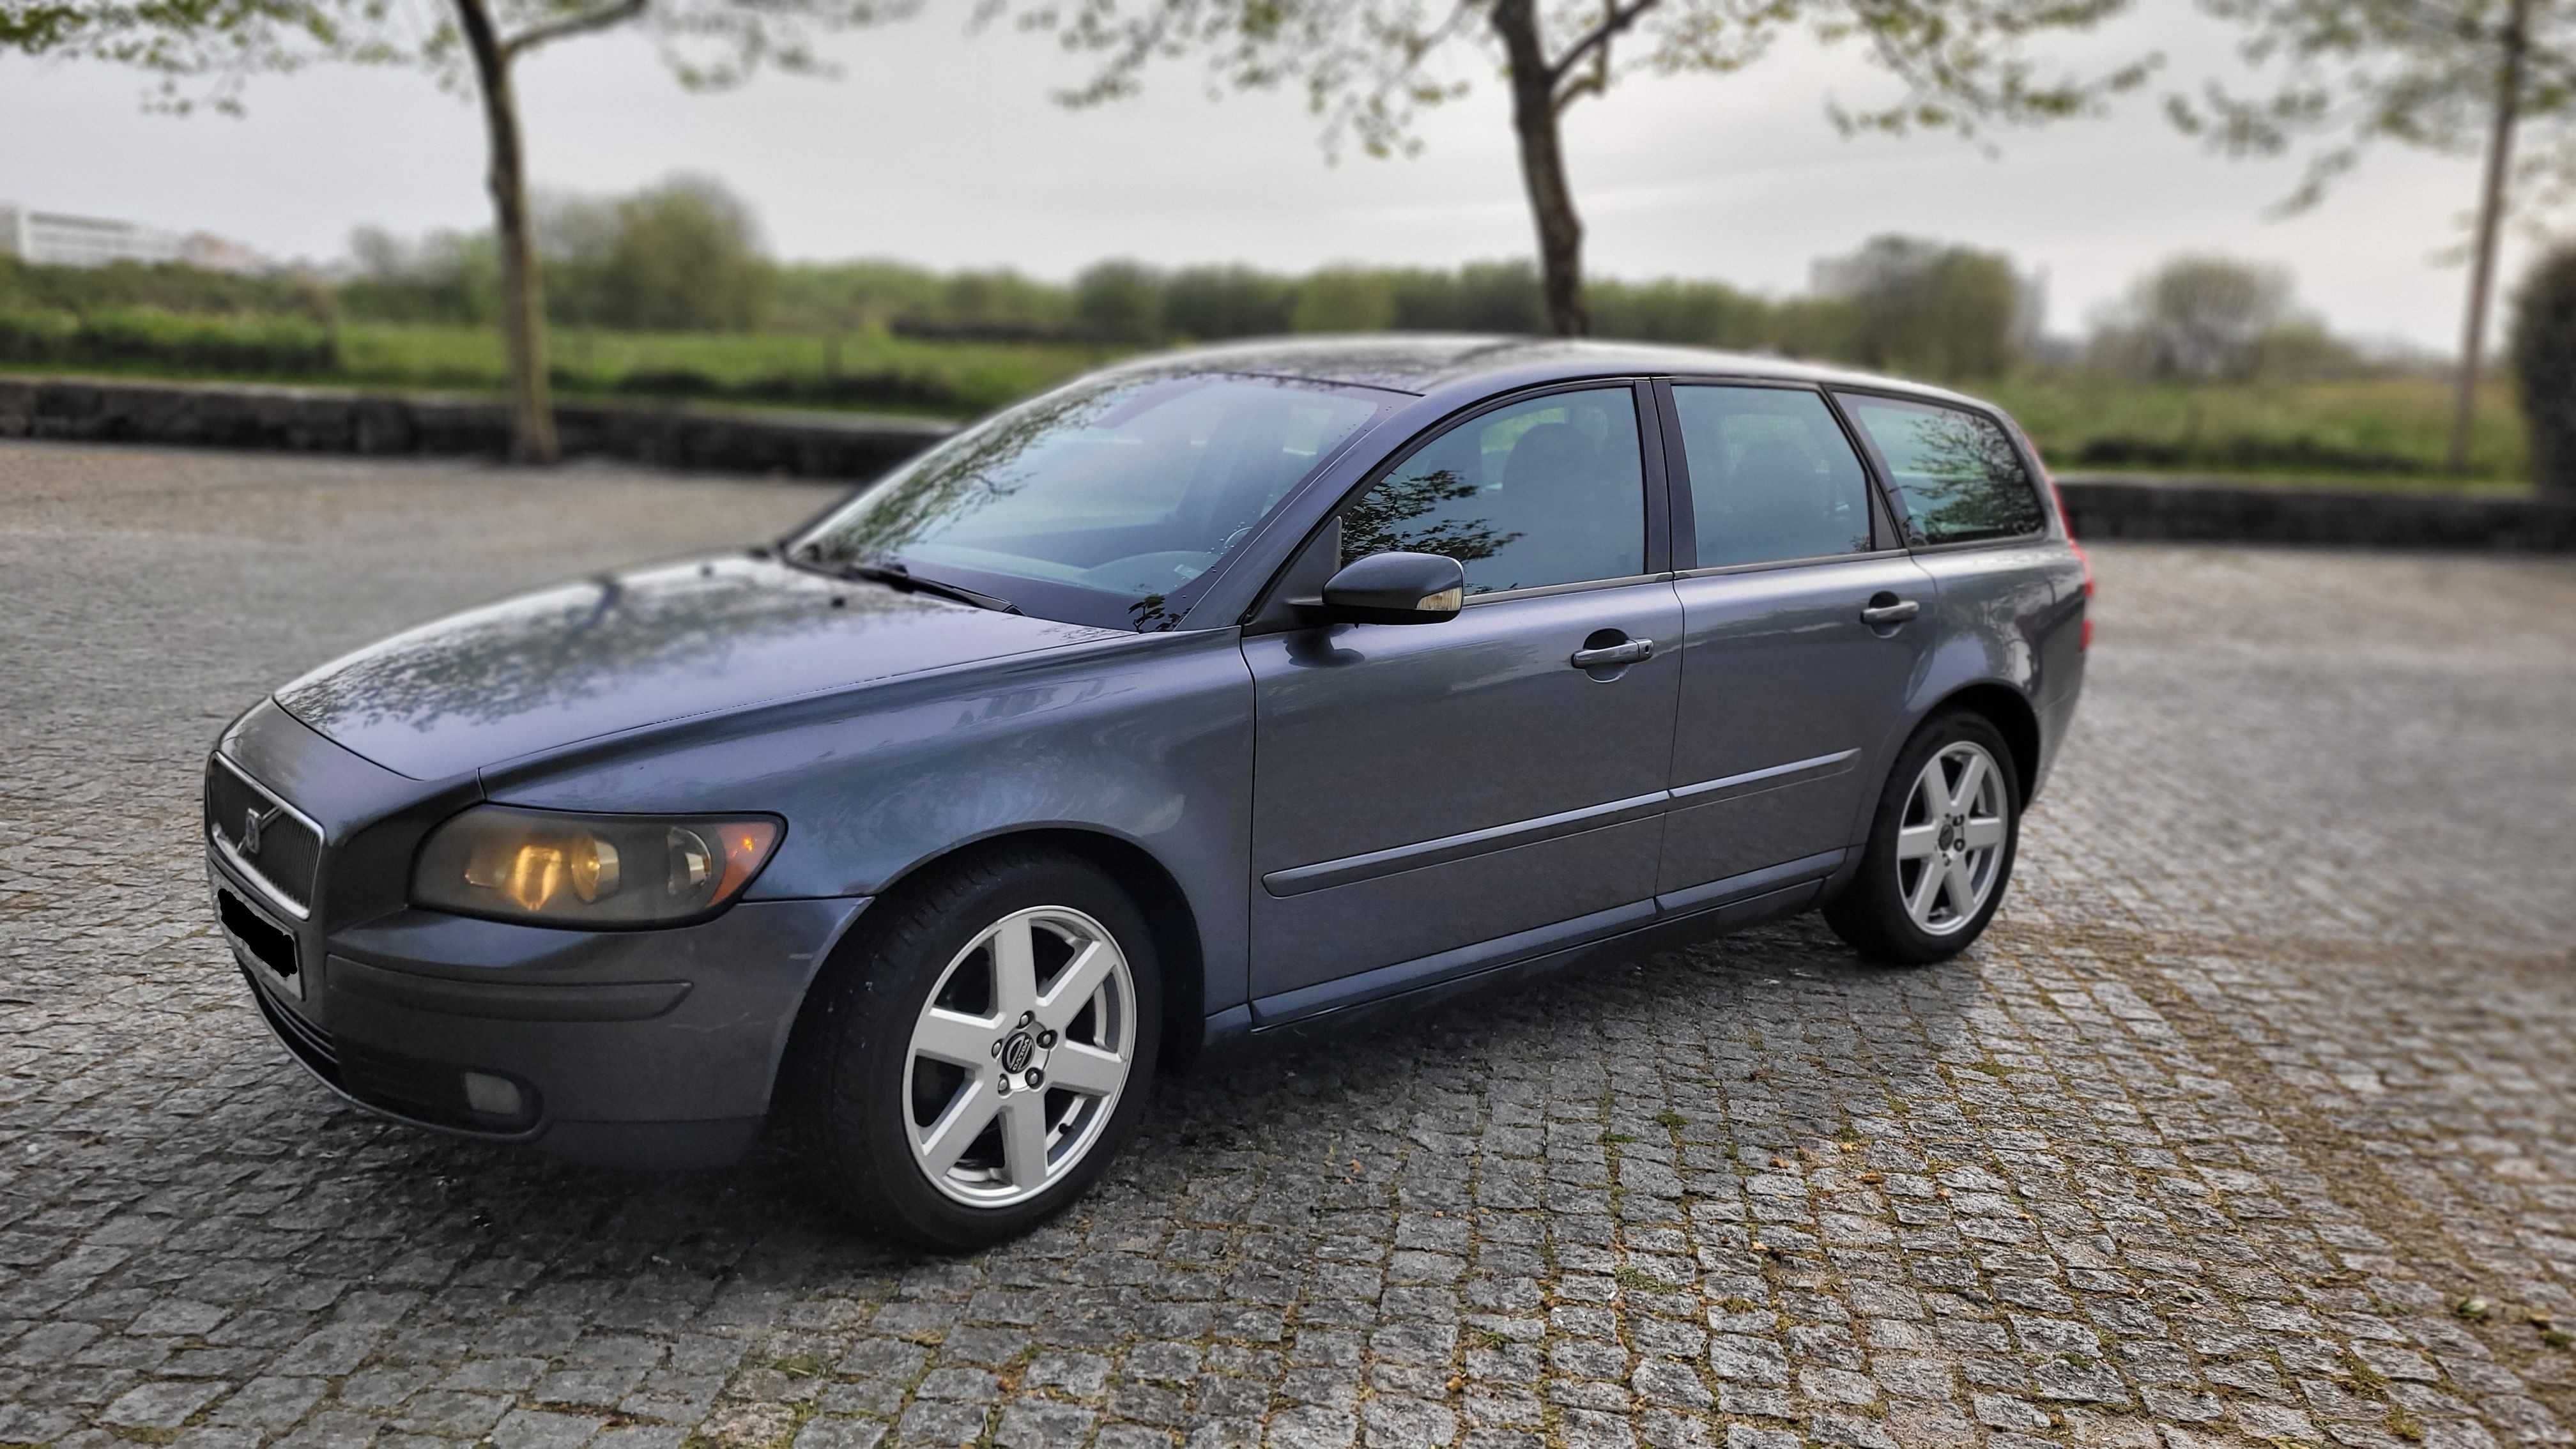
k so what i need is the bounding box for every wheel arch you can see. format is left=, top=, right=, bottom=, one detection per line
left=792, top=825, right=1211, bottom=1084
left=1925, top=681, right=2043, bottom=804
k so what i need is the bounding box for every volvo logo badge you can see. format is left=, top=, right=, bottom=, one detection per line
left=240, top=804, right=279, bottom=856
left=1000, top=1032, right=1038, bottom=1074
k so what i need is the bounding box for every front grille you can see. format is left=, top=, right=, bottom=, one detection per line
left=206, top=755, right=321, bottom=913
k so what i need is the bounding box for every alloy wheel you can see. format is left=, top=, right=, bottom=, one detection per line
left=902, top=906, right=1136, bottom=1208
left=1895, top=741, right=2009, bottom=936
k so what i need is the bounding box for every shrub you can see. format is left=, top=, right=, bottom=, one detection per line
left=0, top=307, right=80, bottom=364
left=2510, top=245, right=2576, bottom=495
left=2070, top=433, right=2425, bottom=475
left=1385, top=262, right=1544, bottom=333
left=1292, top=268, right=1397, bottom=332
left=76, top=307, right=337, bottom=374
left=1073, top=261, right=1167, bottom=345
left=0, top=305, right=335, bottom=375
left=1163, top=265, right=1296, bottom=341
left=0, top=256, right=330, bottom=322
left=1591, top=277, right=1769, bottom=349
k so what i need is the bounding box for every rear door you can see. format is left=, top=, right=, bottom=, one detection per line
left=1656, top=380, right=1937, bottom=905
left=1243, top=382, right=1682, bottom=1009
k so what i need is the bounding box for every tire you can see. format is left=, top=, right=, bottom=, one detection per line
left=792, top=850, right=1162, bottom=1250
left=1824, top=710, right=2021, bottom=966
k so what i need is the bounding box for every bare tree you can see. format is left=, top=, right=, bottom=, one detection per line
left=8, top=0, right=914, bottom=461
left=1004, top=0, right=2157, bottom=335
left=2175, top=0, right=2576, bottom=475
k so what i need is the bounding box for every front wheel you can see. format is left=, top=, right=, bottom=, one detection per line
left=1825, top=712, right=2021, bottom=965
left=795, top=851, right=1161, bottom=1250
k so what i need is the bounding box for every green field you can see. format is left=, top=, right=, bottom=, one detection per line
left=0, top=317, right=2536, bottom=490
left=1983, top=375, right=2529, bottom=486
left=344, top=323, right=1118, bottom=418
left=0, top=317, right=1118, bottom=420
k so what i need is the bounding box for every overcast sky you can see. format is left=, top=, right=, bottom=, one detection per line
left=0, top=3, right=2540, bottom=351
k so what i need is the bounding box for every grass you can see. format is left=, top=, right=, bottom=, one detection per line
left=346, top=323, right=1113, bottom=417
left=0, top=319, right=1114, bottom=421
left=4, top=316, right=2546, bottom=493
left=1984, top=374, right=2530, bottom=486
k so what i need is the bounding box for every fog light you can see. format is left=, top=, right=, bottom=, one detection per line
left=462, top=1071, right=525, bottom=1119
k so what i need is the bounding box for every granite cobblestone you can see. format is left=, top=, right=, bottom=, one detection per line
left=4, top=441, right=2574, bottom=1447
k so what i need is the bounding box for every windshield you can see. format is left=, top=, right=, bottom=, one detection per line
left=791, top=371, right=1388, bottom=631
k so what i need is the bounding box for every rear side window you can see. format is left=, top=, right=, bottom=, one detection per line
left=1343, top=387, right=1646, bottom=595
left=1839, top=395, right=2045, bottom=546
left=1672, top=386, right=1876, bottom=567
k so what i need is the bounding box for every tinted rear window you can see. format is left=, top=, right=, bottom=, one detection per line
left=1839, top=395, right=2044, bottom=546
left=1671, top=386, right=1876, bottom=567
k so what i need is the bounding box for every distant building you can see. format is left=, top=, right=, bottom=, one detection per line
left=178, top=231, right=268, bottom=274
left=1, top=203, right=266, bottom=273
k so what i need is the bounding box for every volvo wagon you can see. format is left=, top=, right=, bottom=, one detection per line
left=204, top=337, right=2090, bottom=1248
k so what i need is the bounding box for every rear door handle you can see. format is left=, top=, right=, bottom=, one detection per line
left=1860, top=598, right=1920, bottom=627
left=1571, top=638, right=1654, bottom=669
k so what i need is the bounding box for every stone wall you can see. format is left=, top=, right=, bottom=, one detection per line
left=2052, top=475, right=2576, bottom=552
left=0, top=375, right=950, bottom=484
left=8, top=374, right=2572, bottom=550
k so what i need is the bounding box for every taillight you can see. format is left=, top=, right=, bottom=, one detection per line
left=2030, top=427, right=2092, bottom=653
left=2071, top=537, right=2094, bottom=652
left=2046, top=484, right=2092, bottom=652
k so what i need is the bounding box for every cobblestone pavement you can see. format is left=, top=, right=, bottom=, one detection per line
left=4, top=438, right=2575, bottom=1449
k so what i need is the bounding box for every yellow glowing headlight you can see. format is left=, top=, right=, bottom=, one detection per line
left=414, top=806, right=781, bottom=927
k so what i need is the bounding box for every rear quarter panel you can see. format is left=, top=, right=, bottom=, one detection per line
left=1894, top=538, right=2088, bottom=815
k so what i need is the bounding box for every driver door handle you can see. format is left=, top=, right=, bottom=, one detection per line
left=1571, top=638, right=1654, bottom=669
left=1860, top=597, right=1920, bottom=627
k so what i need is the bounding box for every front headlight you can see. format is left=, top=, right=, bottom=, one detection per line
left=411, top=806, right=783, bottom=927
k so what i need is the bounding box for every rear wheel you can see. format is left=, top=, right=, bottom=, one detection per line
left=1825, top=712, right=2020, bottom=965
left=795, top=851, right=1160, bottom=1250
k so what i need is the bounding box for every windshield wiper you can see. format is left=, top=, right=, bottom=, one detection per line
left=831, top=556, right=1021, bottom=615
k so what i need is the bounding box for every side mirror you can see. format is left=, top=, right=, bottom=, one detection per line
left=1317, top=551, right=1466, bottom=625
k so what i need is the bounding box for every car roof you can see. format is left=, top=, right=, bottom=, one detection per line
left=1102, top=334, right=1993, bottom=410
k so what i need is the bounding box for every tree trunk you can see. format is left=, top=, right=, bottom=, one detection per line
left=2450, top=0, right=2528, bottom=477
left=1492, top=0, right=1587, bottom=337
left=453, top=0, right=560, bottom=464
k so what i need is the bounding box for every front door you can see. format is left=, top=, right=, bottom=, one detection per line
left=1243, top=383, right=1682, bottom=1009
left=1658, top=382, right=1937, bottom=903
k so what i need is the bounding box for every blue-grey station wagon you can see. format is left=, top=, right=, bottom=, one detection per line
left=204, top=336, right=2090, bottom=1248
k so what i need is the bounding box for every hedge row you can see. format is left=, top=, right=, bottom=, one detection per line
left=2069, top=433, right=2432, bottom=476
left=0, top=307, right=339, bottom=375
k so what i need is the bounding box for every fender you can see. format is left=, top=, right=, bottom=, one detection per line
left=477, top=628, right=1259, bottom=1018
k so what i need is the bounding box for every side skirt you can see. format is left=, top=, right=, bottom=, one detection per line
left=1207, top=848, right=1845, bottom=1053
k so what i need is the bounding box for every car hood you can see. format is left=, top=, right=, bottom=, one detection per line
left=274, top=554, right=1123, bottom=780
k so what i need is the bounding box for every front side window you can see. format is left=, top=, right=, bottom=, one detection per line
left=1673, top=386, right=1876, bottom=567
left=792, top=371, right=1384, bottom=629
left=1839, top=395, right=2045, bottom=546
left=1342, top=387, right=1646, bottom=596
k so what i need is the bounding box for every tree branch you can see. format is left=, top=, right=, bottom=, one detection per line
left=503, top=0, right=650, bottom=60
left=1547, top=0, right=1657, bottom=91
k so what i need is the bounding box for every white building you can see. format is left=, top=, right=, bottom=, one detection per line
left=1, top=203, right=267, bottom=273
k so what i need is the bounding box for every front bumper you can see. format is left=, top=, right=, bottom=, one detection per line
left=204, top=700, right=870, bottom=1171
left=215, top=850, right=869, bottom=1168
